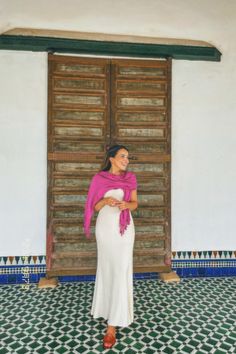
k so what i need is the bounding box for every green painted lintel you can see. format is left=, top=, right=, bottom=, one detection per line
left=0, top=35, right=222, bottom=62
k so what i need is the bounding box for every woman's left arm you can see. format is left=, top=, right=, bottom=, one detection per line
left=117, top=190, right=138, bottom=211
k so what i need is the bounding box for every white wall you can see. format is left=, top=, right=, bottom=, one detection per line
left=0, top=0, right=236, bottom=254
left=172, top=59, right=236, bottom=250
left=0, top=51, right=48, bottom=255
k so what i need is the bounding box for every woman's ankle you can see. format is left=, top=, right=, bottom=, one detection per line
left=106, top=325, right=116, bottom=334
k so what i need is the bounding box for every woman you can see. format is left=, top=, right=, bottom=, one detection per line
left=84, top=144, right=138, bottom=349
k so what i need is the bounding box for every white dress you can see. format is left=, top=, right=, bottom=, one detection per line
left=91, top=188, right=135, bottom=327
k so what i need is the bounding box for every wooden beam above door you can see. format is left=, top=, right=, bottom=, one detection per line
left=0, top=28, right=221, bottom=62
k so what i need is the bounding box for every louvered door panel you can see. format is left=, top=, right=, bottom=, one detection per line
left=47, top=55, right=171, bottom=277
left=47, top=55, right=110, bottom=275
left=111, top=59, right=171, bottom=272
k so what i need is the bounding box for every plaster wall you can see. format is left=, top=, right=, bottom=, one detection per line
left=0, top=0, right=236, bottom=254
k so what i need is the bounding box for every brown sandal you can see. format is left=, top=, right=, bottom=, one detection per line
left=103, top=332, right=116, bottom=349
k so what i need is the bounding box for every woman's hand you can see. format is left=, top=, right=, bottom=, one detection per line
left=116, top=201, right=128, bottom=211
left=116, top=190, right=138, bottom=211
left=104, top=197, right=120, bottom=207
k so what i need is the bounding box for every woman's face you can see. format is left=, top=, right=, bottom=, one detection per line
left=110, top=148, right=129, bottom=171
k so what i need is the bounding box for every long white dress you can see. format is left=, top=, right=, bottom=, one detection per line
left=91, top=188, right=135, bottom=327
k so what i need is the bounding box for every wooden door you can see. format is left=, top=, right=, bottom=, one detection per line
left=47, top=54, right=171, bottom=277
left=111, top=59, right=171, bottom=272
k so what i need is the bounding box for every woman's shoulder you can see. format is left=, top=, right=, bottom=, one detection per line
left=126, top=170, right=136, bottom=178
left=91, top=170, right=110, bottom=181
left=125, top=171, right=137, bottom=186
left=89, top=171, right=103, bottom=183
left=128, top=170, right=136, bottom=175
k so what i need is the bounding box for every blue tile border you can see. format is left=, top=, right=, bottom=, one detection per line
left=0, top=261, right=235, bottom=284
left=1, top=255, right=236, bottom=284
left=173, top=267, right=236, bottom=277
left=0, top=265, right=46, bottom=285
left=172, top=259, right=236, bottom=278
left=57, top=272, right=159, bottom=283
left=0, top=269, right=159, bottom=284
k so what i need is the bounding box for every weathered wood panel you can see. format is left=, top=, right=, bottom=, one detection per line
left=47, top=55, right=110, bottom=275
left=111, top=58, right=171, bottom=271
left=47, top=55, right=171, bottom=276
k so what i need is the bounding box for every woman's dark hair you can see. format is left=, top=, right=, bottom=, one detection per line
left=102, top=144, right=129, bottom=171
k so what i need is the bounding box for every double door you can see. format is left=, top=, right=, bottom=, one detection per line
left=47, top=54, right=171, bottom=276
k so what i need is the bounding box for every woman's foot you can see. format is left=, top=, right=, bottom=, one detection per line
left=106, top=325, right=116, bottom=336
left=103, top=326, right=116, bottom=349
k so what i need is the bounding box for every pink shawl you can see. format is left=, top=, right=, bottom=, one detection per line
left=83, top=170, right=137, bottom=238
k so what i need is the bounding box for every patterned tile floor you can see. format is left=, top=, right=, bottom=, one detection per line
left=0, top=278, right=236, bottom=354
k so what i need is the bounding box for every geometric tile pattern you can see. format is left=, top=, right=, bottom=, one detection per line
left=0, top=256, right=46, bottom=266
left=1, top=251, right=236, bottom=267
left=0, top=278, right=235, bottom=353
left=172, top=260, right=236, bottom=278
left=1, top=251, right=236, bottom=283
left=172, top=251, right=236, bottom=260
left=0, top=265, right=46, bottom=285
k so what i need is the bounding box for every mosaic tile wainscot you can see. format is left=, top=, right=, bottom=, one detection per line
left=0, top=251, right=236, bottom=284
